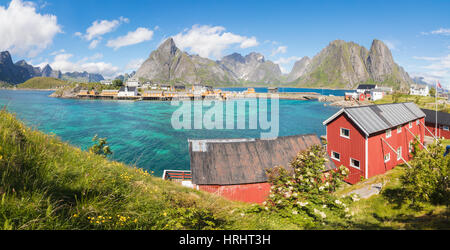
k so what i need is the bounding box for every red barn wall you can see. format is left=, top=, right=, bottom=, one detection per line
left=367, top=118, right=424, bottom=178
left=425, top=122, right=450, bottom=139
left=198, top=183, right=271, bottom=204
left=326, top=114, right=366, bottom=184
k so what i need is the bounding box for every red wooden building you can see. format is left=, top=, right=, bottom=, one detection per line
left=188, top=135, right=336, bottom=203
left=421, top=108, right=450, bottom=139
left=323, top=102, right=426, bottom=184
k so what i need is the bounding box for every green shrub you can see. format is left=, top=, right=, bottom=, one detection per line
left=399, top=140, right=449, bottom=208
left=263, top=145, right=353, bottom=227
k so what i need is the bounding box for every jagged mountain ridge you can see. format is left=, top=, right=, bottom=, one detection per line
left=291, top=39, right=413, bottom=90
left=135, top=38, right=282, bottom=85
left=0, top=51, right=104, bottom=84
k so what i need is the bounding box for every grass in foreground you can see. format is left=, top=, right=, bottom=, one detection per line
left=0, top=108, right=448, bottom=230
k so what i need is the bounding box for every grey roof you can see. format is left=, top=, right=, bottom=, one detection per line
left=323, top=102, right=426, bottom=136
left=189, top=134, right=336, bottom=185
left=357, top=84, right=376, bottom=90
left=119, top=86, right=136, bottom=92
left=422, top=108, right=450, bottom=126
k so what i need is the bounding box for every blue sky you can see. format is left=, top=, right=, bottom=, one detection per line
left=0, top=0, right=449, bottom=88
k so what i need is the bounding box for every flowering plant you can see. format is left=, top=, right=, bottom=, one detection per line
left=264, top=145, right=353, bottom=227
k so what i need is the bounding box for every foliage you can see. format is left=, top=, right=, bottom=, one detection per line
left=429, top=87, right=436, bottom=97
left=263, top=145, right=353, bottom=227
left=398, top=140, right=449, bottom=208
left=88, top=135, right=113, bottom=157
left=112, top=79, right=123, bottom=88
left=392, top=92, right=402, bottom=103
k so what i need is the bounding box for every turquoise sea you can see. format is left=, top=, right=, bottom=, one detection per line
left=0, top=89, right=340, bottom=176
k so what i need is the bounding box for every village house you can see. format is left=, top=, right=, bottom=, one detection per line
left=410, top=84, right=429, bottom=96
left=323, top=102, right=425, bottom=184
left=117, top=86, right=138, bottom=97
left=125, top=77, right=140, bottom=87
left=187, top=134, right=336, bottom=203
left=356, top=84, right=377, bottom=94
left=100, top=89, right=119, bottom=97
left=421, top=108, right=450, bottom=139
left=369, top=88, right=386, bottom=101
left=100, top=80, right=113, bottom=85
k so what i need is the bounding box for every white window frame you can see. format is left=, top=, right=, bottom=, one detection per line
left=340, top=128, right=350, bottom=139
left=386, top=129, right=392, bottom=138
left=397, top=147, right=402, bottom=160
left=350, top=158, right=361, bottom=170
left=331, top=151, right=341, bottom=162
left=416, top=120, right=420, bottom=126
left=409, top=140, right=413, bottom=153
left=397, top=126, right=401, bottom=134
left=384, top=153, right=390, bottom=163
left=444, top=126, right=449, bottom=131
left=409, top=122, right=412, bottom=128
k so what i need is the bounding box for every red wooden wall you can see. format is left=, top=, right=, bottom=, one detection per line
left=198, top=183, right=272, bottom=204
left=326, top=114, right=366, bottom=184
left=425, top=122, right=450, bottom=139
left=367, top=118, right=424, bottom=178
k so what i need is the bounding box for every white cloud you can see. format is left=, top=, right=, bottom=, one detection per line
left=271, top=46, right=287, bottom=56
left=274, top=56, right=302, bottom=74
left=125, top=58, right=145, bottom=71
left=0, top=0, right=62, bottom=57
left=421, top=28, right=450, bottom=36
left=274, top=56, right=302, bottom=65
left=431, top=28, right=450, bottom=35
left=412, top=54, right=450, bottom=89
left=106, top=27, right=154, bottom=50
left=413, top=56, right=441, bottom=61
left=84, top=17, right=128, bottom=41
left=172, top=24, right=259, bottom=59
left=44, top=52, right=120, bottom=78
left=88, top=39, right=101, bottom=49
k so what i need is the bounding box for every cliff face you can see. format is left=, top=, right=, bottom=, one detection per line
left=291, top=39, right=412, bottom=90
left=0, top=51, right=30, bottom=84
left=136, top=38, right=282, bottom=85
left=218, top=52, right=282, bottom=83
left=0, top=51, right=105, bottom=84
left=136, top=38, right=236, bottom=85
left=287, top=56, right=311, bottom=82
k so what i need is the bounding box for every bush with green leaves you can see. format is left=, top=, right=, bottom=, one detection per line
left=263, top=145, right=353, bottom=227
left=399, top=140, right=449, bottom=208
left=89, top=135, right=112, bottom=157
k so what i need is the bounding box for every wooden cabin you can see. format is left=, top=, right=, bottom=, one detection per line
left=188, top=134, right=336, bottom=203
left=101, top=90, right=119, bottom=97
left=421, top=108, right=450, bottom=139
left=323, top=102, right=425, bottom=184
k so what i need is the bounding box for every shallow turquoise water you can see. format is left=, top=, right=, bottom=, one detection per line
left=0, top=90, right=340, bottom=176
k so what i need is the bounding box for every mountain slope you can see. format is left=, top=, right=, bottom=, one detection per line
left=136, top=38, right=236, bottom=85
left=0, top=51, right=30, bottom=84
left=218, top=52, right=282, bottom=83
left=287, top=56, right=311, bottom=82
left=292, top=39, right=412, bottom=90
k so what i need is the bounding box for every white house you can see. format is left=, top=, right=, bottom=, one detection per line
left=118, top=86, right=138, bottom=97
left=100, top=80, right=113, bottom=85
left=410, top=84, right=429, bottom=96
left=370, top=89, right=386, bottom=101
left=356, top=84, right=377, bottom=94
left=125, top=77, right=140, bottom=87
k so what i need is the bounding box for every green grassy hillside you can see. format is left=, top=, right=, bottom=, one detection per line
left=0, top=109, right=447, bottom=230
left=0, top=109, right=302, bottom=230
left=17, top=77, right=72, bottom=89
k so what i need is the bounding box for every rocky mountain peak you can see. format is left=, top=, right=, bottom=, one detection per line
left=157, top=37, right=179, bottom=56
left=0, top=51, right=13, bottom=65
left=245, top=52, right=265, bottom=63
